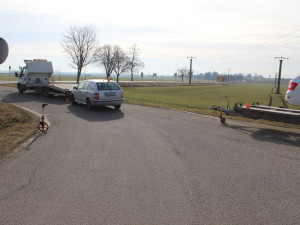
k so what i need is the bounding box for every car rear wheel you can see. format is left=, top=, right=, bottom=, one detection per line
left=114, top=105, right=121, bottom=110
left=86, top=99, right=93, bottom=111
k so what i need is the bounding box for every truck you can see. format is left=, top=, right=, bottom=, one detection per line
left=15, top=59, right=72, bottom=97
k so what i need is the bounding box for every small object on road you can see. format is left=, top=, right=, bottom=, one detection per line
left=38, top=103, right=49, bottom=132
left=210, top=96, right=235, bottom=124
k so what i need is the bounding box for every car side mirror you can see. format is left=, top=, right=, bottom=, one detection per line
left=73, top=87, right=78, bottom=90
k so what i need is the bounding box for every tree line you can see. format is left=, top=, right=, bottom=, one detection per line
left=176, top=67, right=290, bottom=83
left=61, top=25, right=144, bottom=83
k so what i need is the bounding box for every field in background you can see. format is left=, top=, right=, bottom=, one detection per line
left=123, top=83, right=300, bottom=121
left=0, top=73, right=281, bottom=84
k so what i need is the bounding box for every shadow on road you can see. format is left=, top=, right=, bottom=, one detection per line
left=3, top=91, right=69, bottom=106
left=67, top=104, right=125, bottom=122
left=225, top=124, right=300, bottom=147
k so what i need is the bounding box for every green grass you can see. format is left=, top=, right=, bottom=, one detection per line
left=124, top=83, right=298, bottom=112
left=123, top=83, right=300, bottom=128
left=0, top=74, right=18, bottom=81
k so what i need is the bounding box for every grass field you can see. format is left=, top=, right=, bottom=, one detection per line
left=123, top=83, right=298, bottom=113
left=122, top=83, right=300, bottom=128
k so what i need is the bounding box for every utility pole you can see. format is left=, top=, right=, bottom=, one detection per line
left=275, top=56, right=288, bottom=94
left=187, top=57, right=196, bottom=84
left=227, top=69, right=231, bottom=83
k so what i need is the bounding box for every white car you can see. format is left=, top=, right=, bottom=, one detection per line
left=71, top=79, right=124, bottom=110
left=285, top=75, right=300, bottom=106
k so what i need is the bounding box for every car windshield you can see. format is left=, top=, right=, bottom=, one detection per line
left=97, top=82, right=121, bottom=90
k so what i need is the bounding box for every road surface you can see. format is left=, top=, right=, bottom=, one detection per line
left=0, top=86, right=299, bottom=224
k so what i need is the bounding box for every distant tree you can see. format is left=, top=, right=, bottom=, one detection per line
left=94, top=44, right=116, bottom=79
left=127, top=44, right=144, bottom=81
left=113, top=45, right=130, bottom=83
left=177, top=67, right=189, bottom=82
left=61, top=25, right=98, bottom=83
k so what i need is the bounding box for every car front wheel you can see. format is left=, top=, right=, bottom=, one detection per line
left=71, top=94, right=77, bottom=105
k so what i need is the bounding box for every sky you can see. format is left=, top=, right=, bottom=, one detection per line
left=1, top=0, right=300, bottom=78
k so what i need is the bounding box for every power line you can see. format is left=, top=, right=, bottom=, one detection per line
left=208, top=29, right=300, bottom=60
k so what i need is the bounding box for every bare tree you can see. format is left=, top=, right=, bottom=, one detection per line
left=94, top=44, right=116, bottom=79
left=113, top=45, right=129, bottom=83
left=177, top=67, right=189, bottom=82
left=127, top=44, right=144, bottom=81
left=61, top=25, right=97, bottom=84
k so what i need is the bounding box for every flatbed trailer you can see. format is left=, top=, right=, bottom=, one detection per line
left=18, top=82, right=74, bottom=97
left=233, top=104, right=300, bottom=124
left=43, top=82, right=75, bottom=97
left=211, top=98, right=300, bottom=124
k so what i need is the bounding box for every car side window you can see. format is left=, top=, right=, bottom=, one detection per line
left=83, top=82, right=90, bottom=90
left=78, top=82, right=85, bottom=90
left=88, top=82, right=95, bottom=90
left=98, top=83, right=105, bottom=90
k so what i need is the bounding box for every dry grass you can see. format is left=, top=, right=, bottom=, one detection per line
left=0, top=103, right=39, bottom=159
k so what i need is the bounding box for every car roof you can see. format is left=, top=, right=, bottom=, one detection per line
left=83, top=79, right=116, bottom=83
left=291, top=75, right=300, bottom=83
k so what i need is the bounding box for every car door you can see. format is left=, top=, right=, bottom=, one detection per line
left=84, top=82, right=94, bottom=102
left=75, top=81, right=86, bottom=103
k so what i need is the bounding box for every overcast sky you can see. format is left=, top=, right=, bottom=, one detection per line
left=1, top=0, right=300, bottom=78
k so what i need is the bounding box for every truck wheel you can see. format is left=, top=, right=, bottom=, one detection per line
left=44, top=91, right=53, bottom=98
left=86, top=99, right=93, bottom=111
left=18, top=84, right=23, bottom=93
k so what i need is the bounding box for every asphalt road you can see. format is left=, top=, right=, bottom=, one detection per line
left=0, top=86, right=299, bottom=224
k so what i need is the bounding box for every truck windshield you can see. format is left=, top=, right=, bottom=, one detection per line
left=97, top=82, right=121, bottom=90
